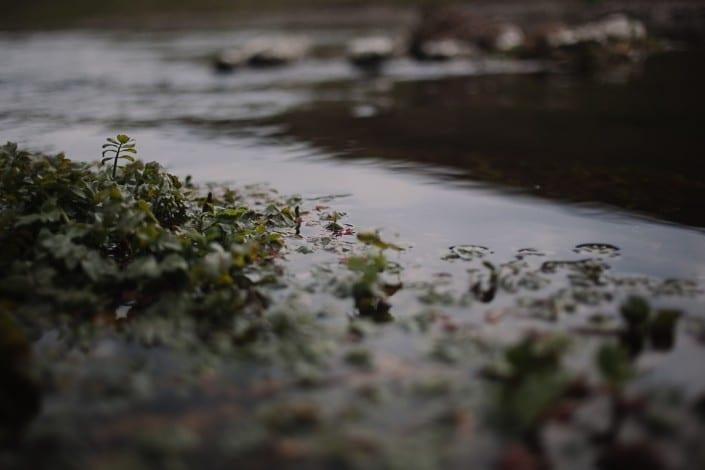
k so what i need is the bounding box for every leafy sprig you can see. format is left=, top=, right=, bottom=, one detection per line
left=101, top=134, right=136, bottom=178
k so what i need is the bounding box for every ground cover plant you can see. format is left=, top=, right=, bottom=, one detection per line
left=1, top=138, right=705, bottom=469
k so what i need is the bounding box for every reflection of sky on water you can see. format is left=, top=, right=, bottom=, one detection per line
left=6, top=124, right=704, bottom=285
left=1, top=30, right=704, bottom=284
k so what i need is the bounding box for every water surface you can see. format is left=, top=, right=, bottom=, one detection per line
left=3, top=26, right=705, bottom=469
left=1, top=30, right=704, bottom=283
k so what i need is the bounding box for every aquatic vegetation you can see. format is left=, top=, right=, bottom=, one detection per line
left=486, top=334, right=574, bottom=436
left=0, top=139, right=298, bottom=335
left=321, top=210, right=346, bottom=233
left=347, top=250, right=394, bottom=321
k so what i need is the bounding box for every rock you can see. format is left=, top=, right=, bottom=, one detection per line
left=214, top=36, right=310, bottom=71
left=348, top=36, right=395, bottom=69
left=492, top=23, right=526, bottom=52
left=409, top=6, right=486, bottom=60
left=540, top=24, right=579, bottom=49
left=415, top=38, right=475, bottom=61
left=214, top=48, right=249, bottom=71
left=543, top=14, right=646, bottom=49
left=246, top=37, right=311, bottom=67
left=596, top=13, right=647, bottom=42
left=531, top=14, right=649, bottom=75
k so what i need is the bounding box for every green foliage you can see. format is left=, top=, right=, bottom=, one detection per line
left=343, top=231, right=403, bottom=321
left=596, top=343, right=634, bottom=389
left=620, top=296, right=651, bottom=327
left=618, top=296, right=682, bottom=353
left=650, top=309, right=681, bottom=350
left=322, top=210, right=345, bottom=233
left=490, top=334, right=572, bottom=434
left=357, top=230, right=403, bottom=251
left=346, top=251, right=397, bottom=321
left=0, top=140, right=297, bottom=342
left=504, top=335, right=570, bottom=378
left=101, top=134, right=137, bottom=178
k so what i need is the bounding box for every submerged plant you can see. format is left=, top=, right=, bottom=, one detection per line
left=101, top=134, right=136, bottom=178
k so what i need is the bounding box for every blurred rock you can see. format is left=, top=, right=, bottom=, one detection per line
left=247, top=37, right=311, bottom=67
left=348, top=36, right=395, bottom=69
left=415, top=38, right=476, bottom=61
left=532, top=14, right=649, bottom=75
left=409, top=7, right=524, bottom=58
left=215, top=36, right=310, bottom=71
left=409, top=6, right=487, bottom=60
left=542, top=14, right=646, bottom=49
left=215, top=48, right=248, bottom=71
left=492, top=23, right=526, bottom=52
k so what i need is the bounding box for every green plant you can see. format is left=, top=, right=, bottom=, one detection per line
left=345, top=231, right=403, bottom=321
left=0, top=139, right=295, bottom=331
left=596, top=343, right=633, bottom=390
left=101, top=134, right=137, bottom=178
left=487, top=334, right=573, bottom=440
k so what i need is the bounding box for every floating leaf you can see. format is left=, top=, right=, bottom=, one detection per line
left=357, top=231, right=403, bottom=251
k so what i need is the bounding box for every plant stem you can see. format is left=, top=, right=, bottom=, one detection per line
left=112, top=143, right=121, bottom=178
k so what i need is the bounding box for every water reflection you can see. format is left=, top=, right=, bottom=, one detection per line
left=1, top=31, right=704, bottom=283
left=263, top=50, right=705, bottom=228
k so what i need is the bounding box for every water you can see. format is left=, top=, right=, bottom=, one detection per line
left=2, top=30, right=704, bottom=283
left=3, top=27, right=705, bottom=468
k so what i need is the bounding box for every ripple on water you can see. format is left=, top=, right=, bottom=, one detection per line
left=515, top=247, right=546, bottom=259
left=573, top=243, right=621, bottom=258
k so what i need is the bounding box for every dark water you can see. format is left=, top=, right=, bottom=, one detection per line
left=265, top=51, right=705, bottom=228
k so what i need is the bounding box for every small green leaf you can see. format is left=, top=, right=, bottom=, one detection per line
left=597, top=343, right=634, bottom=388
left=357, top=231, right=403, bottom=251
